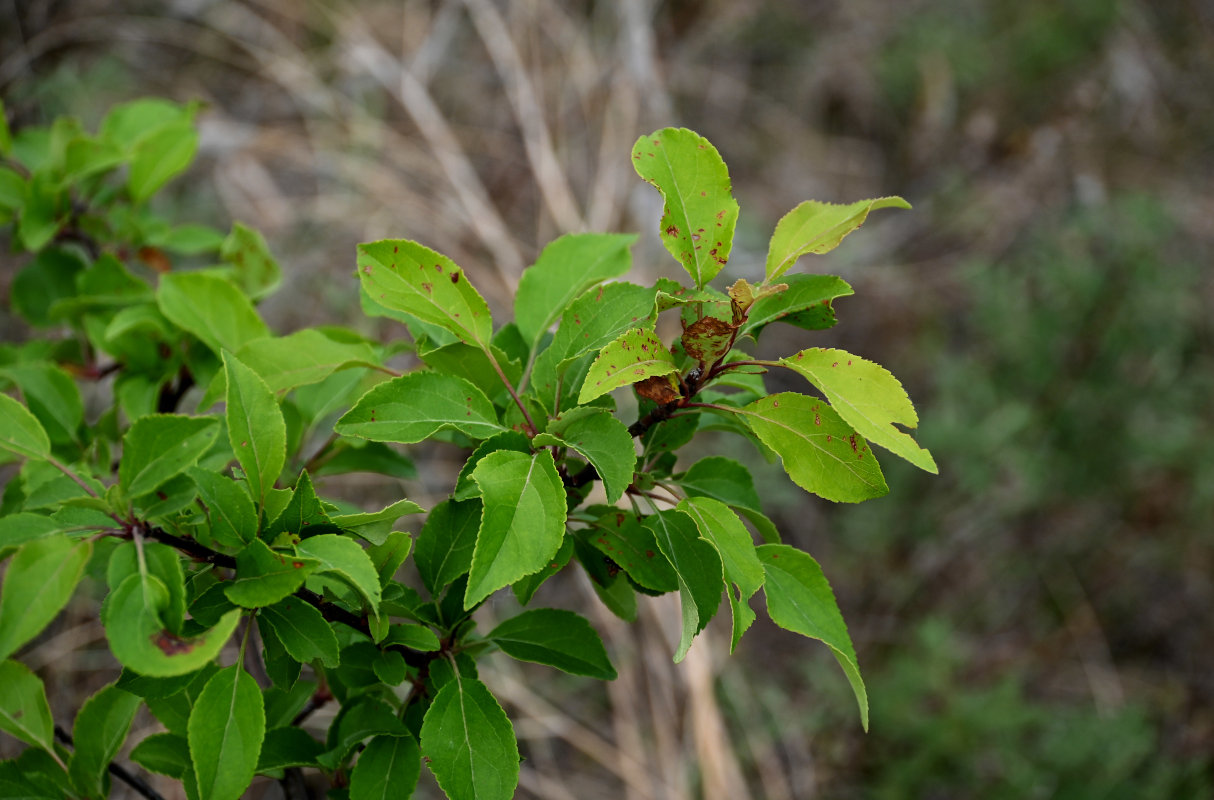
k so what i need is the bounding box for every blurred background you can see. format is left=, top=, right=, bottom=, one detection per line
left=3, top=0, right=1213, bottom=797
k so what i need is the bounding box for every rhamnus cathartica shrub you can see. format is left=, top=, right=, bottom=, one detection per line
left=0, top=100, right=934, bottom=799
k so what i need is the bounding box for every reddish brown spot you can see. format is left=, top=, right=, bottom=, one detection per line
left=772, top=400, right=779, bottom=408
left=848, top=360, right=853, bottom=365
left=615, top=513, right=626, bottom=526
left=435, top=263, right=443, bottom=272
left=826, top=434, right=832, bottom=442
left=596, top=286, right=604, bottom=301
left=814, top=414, right=820, bottom=425
left=363, top=265, right=372, bottom=275
left=394, top=246, right=398, bottom=253
left=665, top=225, right=680, bottom=237
left=700, top=191, right=706, bottom=196
left=151, top=630, right=198, bottom=656
left=293, top=561, right=304, bottom=568
left=421, top=282, right=432, bottom=293
left=832, top=362, right=839, bottom=367
left=645, top=550, right=656, bottom=559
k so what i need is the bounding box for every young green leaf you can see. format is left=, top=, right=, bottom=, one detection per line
left=0, top=363, right=83, bottom=445
left=318, top=696, right=407, bottom=769
left=120, top=415, right=219, bottom=498
left=532, top=407, right=636, bottom=502
left=780, top=348, right=938, bottom=473
left=219, top=222, right=282, bottom=300
left=738, top=393, right=888, bottom=503
left=0, top=535, right=92, bottom=661
left=758, top=544, right=868, bottom=731
left=741, top=274, right=854, bottom=338
left=187, top=467, right=258, bottom=549
left=420, top=673, right=519, bottom=800
left=677, top=497, right=765, bottom=650
left=488, top=608, right=616, bottom=679
left=765, top=196, right=910, bottom=283
left=578, top=327, right=678, bottom=404
left=632, top=128, right=739, bottom=287
left=157, top=272, right=269, bottom=355
left=187, top=666, right=265, bottom=800
left=223, top=351, right=286, bottom=511
left=335, top=371, right=506, bottom=444
left=465, top=450, right=566, bottom=609
left=641, top=510, right=723, bottom=662
left=264, top=471, right=340, bottom=539
left=128, top=122, right=198, bottom=202
left=331, top=499, right=424, bottom=546
left=514, top=233, right=636, bottom=351
left=0, top=392, right=51, bottom=460
left=68, top=684, right=142, bottom=798
left=258, top=597, right=340, bottom=668
left=414, top=498, right=482, bottom=596
left=0, top=660, right=56, bottom=754
left=104, top=573, right=240, bottom=676
left=452, top=432, right=532, bottom=501
left=350, top=733, right=421, bottom=800
left=229, top=329, right=379, bottom=394
left=224, top=540, right=320, bottom=609
left=297, top=534, right=383, bottom=613
left=357, top=239, right=493, bottom=349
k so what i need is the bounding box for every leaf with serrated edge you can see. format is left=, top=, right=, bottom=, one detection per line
left=0, top=393, right=50, bottom=460
left=514, top=233, right=636, bottom=350
left=69, top=684, right=141, bottom=798
left=188, top=666, right=265, bottom=800
left=758, top=544, right=868, bottom=730
left=737, top=393, right=888, bottom=503
left=120, top=415, right=219, bottom=498
left=632, top=128, right=739, bottom=287
left=231, top=329, right=379, bottom=393
left=741, top=274, right=854, bottom=338
left=0, top=660, right=56, bottom=753
left=578, top=327, right=678, bottom=404
left=0, top=535, right=91, bottom=661
left=414, top=499, right=481, bottom=596
left=676, top=497, right=764, bottom=650
left=224, top=540, right=320, bottom=609
left=358, top=239, right=492, bottom=349
left=187, top=467, right=258, bottom=549
left=642, top=510, right=722, bottom=662
left=465, top=450, right=565, bottom=609
left=765, top=196, right=910, bottom=283
left=420, top=673, right=518, bottom=800
left=223, top=351, right=286, bottom=512
left=332, top=499, right=424, bottom=546
left=335, top=371, right=505, bottom=444
left=780, top=348, right=937, bottom=473
left=533, top=407, right=636, bottom=502
left=296, top=534, right=382, bottom=613
left=350, top=733, right=421, bottom=800
left=258, top=598, right=340, bottom=668
left=157, top=272, right=269, bottom=355
left=489, top=608, right=616, bottom=679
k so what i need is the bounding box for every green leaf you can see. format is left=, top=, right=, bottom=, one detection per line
left=335, top=371, right=506, bottom=444
left=382, top=623, right=441, bottom=651
left=151, top=223, right=226, bottom=255
left=0, top=393, right=51, bottom=461
left=104, top=573, right=240, bottom=676
left=256, top=727, right=324, bottom=771
left=187, top=467, right=258, bottom=549
left=414, top=498, right=481, bottom=596
left=224, top=540, right=320, bottom=608
left=231, top=329, right=379, bottom=394
left=738, top=393, right=888, bottom=503
left=11, top=249, right=84, bottom=327
left=0, top=660, right=56, bottom=753
left=367, top=530, right=412, bottom=586
left=313, top=440, right=417, bottom=482
left=357, top=239, right=493, bottom=349
left=187, top=666, right=265, bottom=800
left=741, top=274, right=854, bottom=338
left=488, top=609, right=616, bottom=680
left=258, top=597, right=340, bottom=668
left=265, top=471, right=340, bottom=539
left=100, top=98, right=192, bottom=149
left=417, top=340, right=520, bottom=402
left=220, top=222, right=281, bottom=300
left=514, top=233, right=636, bottom=351
left=764, top=196, right=910, bottom=282
left=585, top=511, right=678, bottom=593
left=452, top=432, right=532, bottom=501
left=0, top=167, right=25, bottom=211
left=332, top=499, right=424, bottom=546
left=68, top=684, right=141, bottom=798
left=511, top=536, right=573, bottom=605
left=532, top=407, right=636, bottom=502
left=1, top=363, right=83, bottom=445
left=632, top=128, right=739, bottom=287
left=642, top=511, right=723, bottom=661
left=676, top=497, right=764, bottom=650
left=578, top=327, right=678, bottom=404
left=0, top=512, right=62, bottom=548
left=128, top=122, right=198, bottom=202
left=157, top=272, right=269, bottom=355
left=296, top=534, right=382, bottom=613
left=676, top=456, right=762, bottom=513
left=350, top=733, right=421, bottom=800
left=119, top=415, right=219, bottom=498
left=0, top=535, right=91, bottom=661
left=780, top=348, right=937, bottom=473
left=0, top=99, right=10, bottom=156
left=18, top=172, right=63, bottom=251
left=130, top=732, right=190, bottom=778
left=465, top=450, right=566, bottom=609
left=758, top=544, right=868, bottom=731
left=223, top=351, right=286, bottom=511
left=420, top=674, right=518, bottom=800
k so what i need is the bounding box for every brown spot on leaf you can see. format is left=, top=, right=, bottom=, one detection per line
left=151, top=630, right=198, bottom=656
left=665, top=225, right=680, bottom=237
left=681, top=316, right=733, bottom=363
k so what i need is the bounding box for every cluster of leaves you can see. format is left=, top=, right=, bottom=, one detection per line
left=0, top=99, right=934, bottom=799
